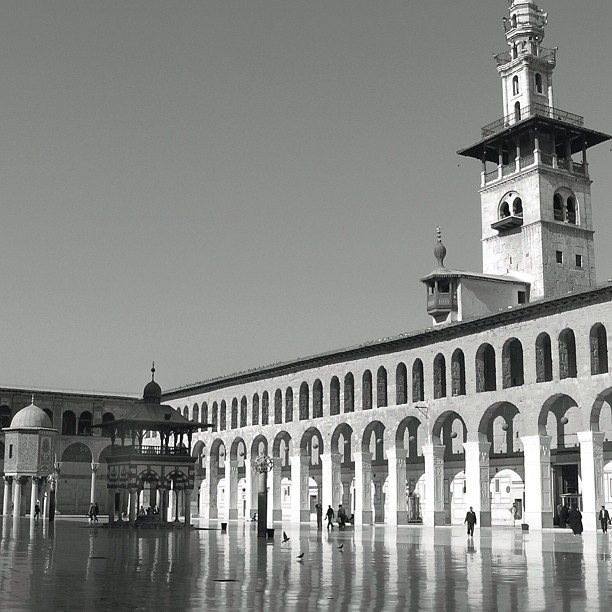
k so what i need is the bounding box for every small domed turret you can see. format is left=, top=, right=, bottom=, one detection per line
left=143, top=363, right=162, bottom=404
left=434, top=227, right=447, bottom=268
left=9, top=396, right=53, bottom=429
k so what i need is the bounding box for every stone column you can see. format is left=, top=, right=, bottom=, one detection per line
left=422, top=443, right=445, bottom=526
left=202, top=457, right=218, bottom=519
left=290, top=449, right=310, bottom=523
left=13, top=477, right=23, bottom=517
left=521, top=435, right=553, bottom=529
left=385, top=448, right=408, bottom=525
left=2, top=477, right=12, bottom=516
left=107, top=489, right=115, bottom=524
left=128, top=489, right=138, bottom=522
left=321, top=452, right=342, bottom=516
left=29, top=477, right=38, bottom=518
left=225, top=460, right=238, bottom=520
left=245, top=458, right=257, bottom=521
left=463, top=441, right=491, bottom=527
left=269, top=457, right=282, bottom=522
left=354, top=451, right=373, bottom=525
left=577, top=430, right=605, bottom=532
left=184, top=490, right=191, bottom=526
left=90, top=463, right=100, bottom=504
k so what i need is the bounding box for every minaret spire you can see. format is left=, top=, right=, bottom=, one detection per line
left=151, top=361, right=156, bottom=381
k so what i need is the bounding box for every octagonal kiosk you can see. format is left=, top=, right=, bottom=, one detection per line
left=2, top=397, right=58, bottom=519
left=93, top=367, right=210, bottom=527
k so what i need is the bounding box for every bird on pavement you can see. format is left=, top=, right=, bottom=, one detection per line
left=297, top=553, right=304, bottom=562
left=282, top=531, right=290, bottom=543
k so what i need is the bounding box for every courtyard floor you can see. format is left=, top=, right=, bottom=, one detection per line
left=0, top=517, right=611, bottom=610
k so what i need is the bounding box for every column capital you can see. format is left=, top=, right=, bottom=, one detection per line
left=3, top=476, right=13, bottom=484
left=577, top=430, right=605, bottom=445
left=520, top=434, right=552, bottom=448
left=91, top=462, right=100, bottom=473
left=319, top=452, right=342, bottom=462
left=385, top=447, right=408, bottom=461
left=462, top=440, right=491, bottom=454
left=353, top=451, right=373, bottom=462
left=422, top=443, right=445, bottom=459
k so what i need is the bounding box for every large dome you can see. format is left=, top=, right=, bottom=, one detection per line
left=10, top=400, right=53, bottom=430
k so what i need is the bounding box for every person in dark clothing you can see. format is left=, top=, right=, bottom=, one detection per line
left=568, top=505, right=583, bottom=535
left=464, top=506, right=477, bottom=536
left=315, top=503, right=323, bottom=529
left=337, top=504, right=347, bottom=528
left=34, top=501, right=41, bottom=520
left=559, top=504, right=569, bottom=529
left=599, top=505, right=611, bottom=533
left=326, top=505, right=335, bottom=529
left=93, top=502, right=99, bottom=522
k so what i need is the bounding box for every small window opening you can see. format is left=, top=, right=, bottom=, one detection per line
left=512, top=44, right=518, bottom=59
left=438, top=280, right=450, bottom=294
left=514, top=101, right=521, bottom=121
left=535, top=73, right=543, bottom=94
left=518, top=291, right=526, bottom=304
left=512, top=76, right=519, bottom=96
left=575, top=254, right=583, bottom=268
left=513, top=197, right=523, bottom=217
left=9, top=444, right=13, bottom=458
left=553, top=194, right=564, bottom=221
left=511, top=15, right=517, bottom=29
left=566, top=197, right=576, bottom=224
left=500, top=202, right=510, bottom=218
left=556, top=250, right=563, bottom=264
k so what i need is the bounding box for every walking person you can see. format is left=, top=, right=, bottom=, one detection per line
left=93, top=502, right=99, bottom=522
left=568, top=504, right=583, bottom=535
left=464, top=506, right=477, bottom=537
left=599, top=505, right=611, bottom=533
left=315, top=503, right=323, bottom=529
left=34, top=501, right=41, bottom=520
left=326, top=505, right=335, bottom=529
left=337, top=504, right=347, bottom=529
left=559, top=504, right=569, bottom=529
left=88, top=503, right=95, bottom=523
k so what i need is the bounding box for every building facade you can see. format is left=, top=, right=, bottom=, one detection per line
left=160, top=1, right=612, bottom=532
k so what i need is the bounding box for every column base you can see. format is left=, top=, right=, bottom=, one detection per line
left=422, top=510, right=446, bottom=527
left=478, top=511, right=491, bottom=528
left=356, top=510, right=373, bottom=526
left=207, top=508, right=218, bottom=520
left=388, top=511, right=409, bottom=526
left=272, top=509, right=283, bottom=522
left=227, top=509, right=238, bottom=520
left=523, top=511, right=553, bottom=530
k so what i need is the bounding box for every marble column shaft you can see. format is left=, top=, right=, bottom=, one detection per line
left=385, top=448, right=409, bottom=525
left=290, top=450, right=310, bottom=523
left=354, top=451, right=373, bottom=525
left=463, top=441, right=491, bottom=527
left=577, top=430, right=605, bottom=532
left=422, top=443, right=445, bottom=526
left=521, top=435, right=553, bottom=529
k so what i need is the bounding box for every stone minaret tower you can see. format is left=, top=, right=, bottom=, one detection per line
left=458, top=0, right=611, bottom=300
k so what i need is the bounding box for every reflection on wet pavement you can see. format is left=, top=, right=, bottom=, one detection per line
left=1, top=517, right=611, bottom=610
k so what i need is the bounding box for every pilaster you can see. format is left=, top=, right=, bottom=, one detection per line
left=463, top=441, right=491, bottom=527
left=385, top=448, right=409, bottom=525
left=422, top=444, right=445, bottom=526
left=290, top=449, right=310, bottom=522
left=321, top=452, right=342, bottom=515
left=577, top=430, right=605, bottom=532
left=354, top=451, right=373, bottom=525
left=521, top=435, right=553, bottom=529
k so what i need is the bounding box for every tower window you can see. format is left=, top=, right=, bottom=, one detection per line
left=575, top=254, right=583, bottom=268
left=535, top=73, right=543, bottom=94
left=512, top=44, right=518, bottom=60
left=566, top=197, right=577, bottom=224
left=511, top=15, right=517, bottom=29
left=514, top=102, right=521, bottom=121
left=553, top=194, right=564, bottom=221
left=500, top=202, right=510, bottom=218
left=512, top=197, right=523, bottom=217
left=9, top=445, right=13, bottom=458
left=556, top=251, right=563, bottom=264
left=512, top=76, right=519, bottom=96
left=518, top=291, right=526, bottom=304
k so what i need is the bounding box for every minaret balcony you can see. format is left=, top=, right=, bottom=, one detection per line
left=494, top=45, right=556, bottom=69
left=481, top=103, right=583, bottom=138
left=491, top=215, right=523, bottom=232
left=427, top=293, right=457, bottom=316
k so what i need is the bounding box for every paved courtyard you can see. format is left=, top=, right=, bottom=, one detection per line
left=0, top=518, right=611, bottom=610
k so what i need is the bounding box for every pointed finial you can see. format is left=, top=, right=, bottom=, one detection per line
left=434, top=227, right=447, bottom=268
left=151, top=361, right=155, bottom=381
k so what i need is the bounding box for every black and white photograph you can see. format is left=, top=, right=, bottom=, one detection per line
left=1, top=1, right=612, bottom=609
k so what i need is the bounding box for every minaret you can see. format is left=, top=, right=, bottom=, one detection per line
left=458, top=1, right=611, bottom=300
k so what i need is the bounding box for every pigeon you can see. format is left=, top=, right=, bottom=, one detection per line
left=338, top=544, right=344, bottom=551
left=282, top=531, right=290, bottom=543
left=297, top=553, right=304, bottom=562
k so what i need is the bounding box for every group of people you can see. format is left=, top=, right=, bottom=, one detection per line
left=87, top=502, right=99, bottom=522
left=138, top=505, right=160, bottom=516
left=556, top=503, right=611, bottom=535
left=315, top=503, right=354, bottom=529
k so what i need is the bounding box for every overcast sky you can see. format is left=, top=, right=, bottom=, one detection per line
left=0, top=0, right=611, bottom=395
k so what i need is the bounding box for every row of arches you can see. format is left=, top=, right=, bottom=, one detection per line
left=180, top=324, right=608, bottom=430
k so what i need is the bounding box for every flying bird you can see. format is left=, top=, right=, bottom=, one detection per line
left=282, top=531, right=290, bottom=543
left=297, top=553, right=304, bottom=562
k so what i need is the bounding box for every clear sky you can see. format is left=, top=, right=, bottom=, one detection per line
left=0, top=0, right=611, bottom=395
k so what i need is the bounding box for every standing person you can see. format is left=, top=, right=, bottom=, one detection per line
left=88, top=503, right=95, bottom=523
left=337, top=504, right=346, bottom=528
left=559, top=504, right=569, bottom=529
left=599, top=505, right=611, bottom=533
left=34, top=501, right=41, bottom=520
left=568, top=504, right=583, bottom=535
left=315, top=503, right=323, bottom=529
left=93, top=502, right=99, bottom=522
left=464, top=506, right=477, bottom=537
left=556, top=503, right=563, bottom=526
left=326, top=505, right=335, bottom=529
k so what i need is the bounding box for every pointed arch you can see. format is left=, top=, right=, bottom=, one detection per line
left=211, top=401, right=218, bottom=432
left=535, top=332, right=553, bottom=382
left=396, top=362, right=407, bottom=405
left=476, top=343, right=497, bottom=392
left=240, top=396, right=248, bottom=427
left=261, top=391, right=269, bottom=425
left=231, top=398, right=238, bottom=429
left=299, top=382, right=309, bottom=420
left=313, top=379, right=323, bottom=418
left=285, top=387, right=293, bottom=423
left=502, top=338, right=524, bottom=388
left=252, top=393, right=259, bottom=426
left=559, top=328, right=577, bottom=379
left=220, top=400, right=227, bottom=431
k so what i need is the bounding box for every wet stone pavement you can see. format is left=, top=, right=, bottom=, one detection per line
left=0, top=517, right=611, bottom=611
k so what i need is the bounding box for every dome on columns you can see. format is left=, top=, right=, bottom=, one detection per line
left=9, top=397, right=52, bottom=430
